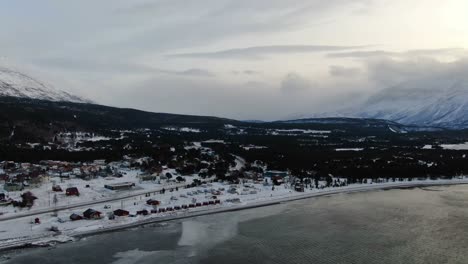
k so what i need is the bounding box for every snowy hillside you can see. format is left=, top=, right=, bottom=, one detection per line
left=294, top=77, right=468, bottom=129
left=353, top=78, right=468, bottom=128
left=0, top=66, right=90, bottom=103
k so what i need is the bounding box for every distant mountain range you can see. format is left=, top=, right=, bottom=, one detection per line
left=0, top=66, right=91, bottom=103
left=353, top=78, right=468, bottom=128
left=2, top=66, right=468, bottom=129
left=293, top=77, right=468, bottom=129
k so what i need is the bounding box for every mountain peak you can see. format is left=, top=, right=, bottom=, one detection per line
left=292, top=77, right=468, bottom=129
left=0, top=66, right=91, bottom=103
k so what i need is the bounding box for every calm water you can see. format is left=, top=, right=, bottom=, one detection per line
left=4, top=185, right=468, bottom=264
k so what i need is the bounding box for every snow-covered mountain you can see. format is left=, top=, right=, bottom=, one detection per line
left=0, top=66, right=91, bottom=103
left=292, top=77, right=468, bottom=129
left=350, top=78, right=468, bottom=128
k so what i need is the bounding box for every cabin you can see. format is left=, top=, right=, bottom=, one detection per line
left=139, top=174, right=158, bottom=182
left=66, top=187, right=80, bottom=196
left=294, top=183, right=305, bottom=192
left=52, top=185, right=63, bottom=192
left=264, top=170, right=289, bottom=178
left=83, top=208, right=102, bottom=219
left=4, top=182, right=23, bottom=192
left=136, top=209, right=149, bottom=216
left=104, top=182, right=135, bottom=191
left=113, top=209, right=129, bottom=217
left=146, top=199, right=160, bottom=206
left=70, top=213, right=83, bottom=221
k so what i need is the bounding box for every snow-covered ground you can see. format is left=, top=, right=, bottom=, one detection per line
left=162, top=127, right=202, bottom=133
left=267, top=129, right=331, bottom=136
left=1, top=177, right=468, bottom=251
left=441, top=142, right=468, bottom=150
left=335, top=148, right=364, bottom=151
left=0, top=168, right=201, bottom=218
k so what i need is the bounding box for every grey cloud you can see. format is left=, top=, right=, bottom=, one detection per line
left=105, top=0, right=370, bottom=57
left=169, top=45, right=370, bottom=60
left=103, top=75, right=338, bottom=121
left=232, top=70, right=262, bottom=75
left=172, top=68, right=215, bottom=77
left=33, top=57, right=156, bottom=74
left=281, top=73, right=314, bottom=93
left=366, top=57, right=468, bottom=88
left=34, top=57, right=214, bottom=77
left=1, top=0, right=369, bottom=67
left=329, top=65, right=361, bottom=77
left=328, top=48, right=466, bottom=58
left=243, top=70, right=260, bottom=75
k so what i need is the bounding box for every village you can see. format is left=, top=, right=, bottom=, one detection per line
left=2, top=136, right=468, bottom=250
left=0, top=140, right=311, bottom=248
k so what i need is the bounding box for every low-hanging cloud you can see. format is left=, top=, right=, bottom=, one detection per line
left=365, top=57, right=468, bottom=88
left=329, top=65, right=361, bottom=77
left=281, top=72, right=314, bottom=93
left=169, top=45, right=370, bottom=60
left=328, top=48, right=466, bottom=59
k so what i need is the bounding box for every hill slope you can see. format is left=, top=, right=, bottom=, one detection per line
left=353, top=78, right=468, bottom=128
left=0, top=96, right=237, bottom=142
left=0, top=67, right=90, bottom=103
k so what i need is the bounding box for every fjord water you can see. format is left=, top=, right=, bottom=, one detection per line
left=6, top=185, right=468, bottom=264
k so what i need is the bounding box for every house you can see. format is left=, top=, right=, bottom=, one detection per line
left=70, top=213, right=83, bottom=221
left=264, top=170, right=289, bottom=178
left=294, top=183, right=305, bottom=192
left=83, top=209, right=102, bottom=219
left=93, top=159, right=106, bottom=166
left=52, top=185, right=63, bottom=192
left=113, top=209, right=130, bottom=217
left=4, top=182, right=23, bottom=192
left=29, top=175, right=43, bottom=188
left=139, top=174, right=158, bottom=182
left=271, top=176, right=284, bottom=186
left=0, top=174, right=9, bottom=183
left=136, top=209, right=149, bottom=215
left=66, top=187, right=80, bottom=196
left=72, top=168, right=82, bottom=176
left=104, top=182, right=135, bottom=191
left=146, top=199, right=160, bottom=206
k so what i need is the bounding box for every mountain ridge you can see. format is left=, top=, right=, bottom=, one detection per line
left=0, top=66, right=91, bottom=104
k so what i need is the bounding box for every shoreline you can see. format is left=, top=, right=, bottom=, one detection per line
left=2, top=179, right=468, bottom=252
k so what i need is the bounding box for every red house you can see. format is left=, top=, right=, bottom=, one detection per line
left=113, top=209, right=130, bottom=217
left=146, top=199, right=160, bottom=206
left=83, top=208, right=101, bottom=219
left=66, top=187, right=80, bottom=196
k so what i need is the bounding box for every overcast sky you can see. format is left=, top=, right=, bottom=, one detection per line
left=1, top=0, right=468, bottom=120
